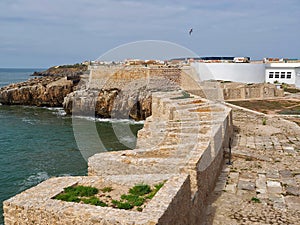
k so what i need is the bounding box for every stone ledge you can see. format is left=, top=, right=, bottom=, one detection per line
left=4, top=174, right=191, bottom=225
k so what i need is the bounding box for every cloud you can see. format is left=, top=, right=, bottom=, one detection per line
left=0, top=0, right=299, bottom=67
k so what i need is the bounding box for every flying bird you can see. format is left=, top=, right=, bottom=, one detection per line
left=189, top=28, right=193, bottom=35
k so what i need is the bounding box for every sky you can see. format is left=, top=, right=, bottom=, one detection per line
left=0, top=0, right=299, bottom=68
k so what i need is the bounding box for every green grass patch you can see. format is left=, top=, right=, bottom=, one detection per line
left=121, top=194, right=145, bottom=206
left=251, top=197, right=261, bottom=203
left=54, top=182, right=165, bottom=211
left=63, top=185, right=99, bottom=197
left=82, top=196, right=108, bottom=207
left=129, top=184, right=151, bottom=196
left=53, top=185, right=99, bottom=204
left=54, top=193, right=81, bottom=203
left=146, top=182, right=165, bottom=199
left=112, top=182, right=165, bottom=210
left=112, top=200, right=134, bottom=210
left=101, top=186, right=113, bottom=193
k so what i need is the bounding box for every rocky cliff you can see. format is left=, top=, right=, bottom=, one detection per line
left=0, top=64, right=88, bottom=107
left=0, top=76, right=74, bottom=107
left=63, top=88, right=153, bottom=121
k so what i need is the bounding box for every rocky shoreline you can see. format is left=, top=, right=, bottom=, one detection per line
left=0, top=64, right=165, bottom=120
left=0, top=76, right=74, bottom=107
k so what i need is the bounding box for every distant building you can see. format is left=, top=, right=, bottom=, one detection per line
left=265, top=63, right=300, bottom=87
left=170, top=56, right=250, bottom=64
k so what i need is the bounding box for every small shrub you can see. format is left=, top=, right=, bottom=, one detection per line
left=137, top=207, right=143, bottom=212
left=251, top=197, right=261, bottom=203
left=121, top=194, right=145, bottom=206
left=101, top=187, right=113, bottom=193
left=129, top=184, right=151, bottom=196
left=146, top=182, right=165, bottom=199
left=64, top=185, right=99, bottom=197
left=82, top=197, right=108, bottom=207
left=55, top=193, right=80, bottom=203
left=112, top=200, right=134, bottom=210
left=262, top=118, right=267, bottom=125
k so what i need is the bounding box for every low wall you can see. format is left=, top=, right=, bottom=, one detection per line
left=221, top=82, right=284, bottom=100
left=4, top=175, right=191, bottom=225
left=4, top=90, right=233, bottom=225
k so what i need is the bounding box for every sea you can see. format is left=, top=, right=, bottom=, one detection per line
left=0, top=68, right=143, bottom=224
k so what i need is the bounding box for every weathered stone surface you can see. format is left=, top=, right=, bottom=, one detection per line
left=238, top=180, right=255, bottom=191
left=267, top=181, right=282, bottom=194
left=0, top=77, right=74, bottom=107
left=286, top=186, right=300, bottom=196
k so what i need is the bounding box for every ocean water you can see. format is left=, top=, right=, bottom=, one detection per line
left=0, top=69, right=143, bottom=224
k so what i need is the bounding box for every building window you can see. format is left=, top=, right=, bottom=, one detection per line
left=269, top=72, right=274, bottom=78
left=275, top=72, right=279, bottom=78
left=281, top=72, right=285, bottom=78
left=287, top=72, right=292, bottom=79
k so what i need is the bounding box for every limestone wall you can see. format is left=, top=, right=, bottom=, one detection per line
left=221, top=82, right=284, bottom=100
left=4, top=90, right=233, bottom=225
left=88, top=66, right=182, bottom=90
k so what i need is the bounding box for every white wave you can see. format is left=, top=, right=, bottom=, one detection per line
left=54, top=109, right=67, bottom=117
left=19, top=171, right=50, bottom=192
left=73, top=115, right=144, bottom=124
left=97, top=118, right=145, bottom=125
left=44, top=107, right=67, bottom=117
left=22, top=118, right=37, bottom=125
left=43, top=107, right=63, bottom=111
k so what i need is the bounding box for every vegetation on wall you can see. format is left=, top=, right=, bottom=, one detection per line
left=53, top=182, right=165, bottom=211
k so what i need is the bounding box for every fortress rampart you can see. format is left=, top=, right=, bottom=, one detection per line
left=4, top=90, right=232, bottom=224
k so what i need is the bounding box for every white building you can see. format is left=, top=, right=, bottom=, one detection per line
left=265, top=63, right=300, bottom=87
left=191, top=62, right=265, bottom=83
left=191, top=62, right=300, bottom=88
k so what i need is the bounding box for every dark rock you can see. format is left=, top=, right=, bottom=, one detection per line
left=286, top=186, right=300, bottom=196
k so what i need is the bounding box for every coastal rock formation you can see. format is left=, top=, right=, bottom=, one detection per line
left=0, top=64, right=87, bottom=107
left=63, top=88, right=153, bottom=120
left=32, top=64, right=87, bottom=78
left=0, top=77, right=74, bottom=107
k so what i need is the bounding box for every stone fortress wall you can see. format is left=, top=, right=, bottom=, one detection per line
left=4, top=90, right=233, bottom=225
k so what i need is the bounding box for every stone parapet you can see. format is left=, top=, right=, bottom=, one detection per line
left=4, top=174, right=191, bottom=225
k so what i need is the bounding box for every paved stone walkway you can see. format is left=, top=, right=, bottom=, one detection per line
left=204, top=107, right=300, bottom=225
